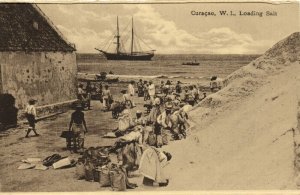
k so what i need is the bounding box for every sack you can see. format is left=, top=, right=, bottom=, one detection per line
left=42, top=154, right=62, bottom=167
left=162, top=133, right=168, bottom=145
left=99, top=166, right=111, bottom=187
left=110, top=102, right=119, bottom=111
left=147, top=132, right=156, bottom=146
left=110, top=168, right=126, bottom=191
left=93, top=169, right=100, bottom=182
left=75, top=161, right=85, bottom=180
left=90, top=148, right=99, bottom=159
left=84, top=161, right=95, bottom=181
left=156, top=135, right=163, bottom=147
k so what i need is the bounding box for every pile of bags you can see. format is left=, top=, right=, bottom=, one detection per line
left=75, top=147, right=137, bottom=191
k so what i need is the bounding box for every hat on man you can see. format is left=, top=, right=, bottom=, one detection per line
left=136, top=110, right=142, bottom=114
left=154, top=98, right=160, bottom=105
left=165, top=103, right=173, bottom=110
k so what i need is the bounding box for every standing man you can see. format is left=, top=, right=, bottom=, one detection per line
left=137, top=79, right=144, bottom=97
left=69, top=104, right=88, bottom=152
left=102, top=85, right=112, bottom=110
left=148, top=81, right=156, bottom=104
left=25, top=99, right=39, bottom=138
left=128, top=81, right=135, bottom=96
left=96, top=82, right=103, bottom=103
left=165, top=80, right=172, bottom=95
left=143, top=81, right=150, bottom=101
left=85, top=81, right=92, bottom=110
left=77, top=84, right=85, bottom=101
left=175, top=81, right=182, bottom=94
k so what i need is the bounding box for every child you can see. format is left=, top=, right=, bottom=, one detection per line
left=25, top=99, right=39, bottom=138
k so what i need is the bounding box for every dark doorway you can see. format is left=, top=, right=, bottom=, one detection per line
left=0, top=94, right=18, bottom=131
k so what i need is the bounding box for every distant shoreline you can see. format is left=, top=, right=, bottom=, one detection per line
left=77, top=53, right=261, bottom=62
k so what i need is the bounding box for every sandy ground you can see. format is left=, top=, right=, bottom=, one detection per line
left=0, top=92, right=159, bottom=192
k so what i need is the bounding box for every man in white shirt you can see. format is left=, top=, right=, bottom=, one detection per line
left=77, top=84, right=85, bottom=100
left=148, top=81, right=156, bottom=104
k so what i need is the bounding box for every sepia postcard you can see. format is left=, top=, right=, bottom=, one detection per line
left=0, top=0, right=299, bottom=194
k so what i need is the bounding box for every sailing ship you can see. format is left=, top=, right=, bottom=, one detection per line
left=95, top=17, right=155, bottom=61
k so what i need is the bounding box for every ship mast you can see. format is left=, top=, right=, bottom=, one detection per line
left=115, top=16, right=120, bottom=54
left=131, top=17, right=134, bottom=55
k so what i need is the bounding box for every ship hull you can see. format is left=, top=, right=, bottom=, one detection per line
left=101, top=51, right=154, bottom=61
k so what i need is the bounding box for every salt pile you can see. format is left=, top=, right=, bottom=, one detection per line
left=163, top=32, right=300, bottom=190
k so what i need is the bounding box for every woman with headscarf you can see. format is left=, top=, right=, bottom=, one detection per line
left=148, top=97, right=162, bottom=125
left=110, top=126, right=144, bottom=175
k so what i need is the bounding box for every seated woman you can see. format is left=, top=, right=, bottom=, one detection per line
left=139, top=147, right=172, bottom=187
left=134, top=110, right=146, bottom=126
left=115, top=108, right=134, bottom=136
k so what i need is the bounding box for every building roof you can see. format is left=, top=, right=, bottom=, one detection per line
left=0, top=3, right=76, bottom=52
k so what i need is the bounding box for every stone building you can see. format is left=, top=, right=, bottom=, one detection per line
left=0, top=3, right=77, bottom=117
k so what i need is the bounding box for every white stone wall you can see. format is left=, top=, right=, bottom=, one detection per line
left=0, top=51, right=77, bottom=110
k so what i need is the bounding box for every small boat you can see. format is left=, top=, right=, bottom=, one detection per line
left=182, top=61, right=200, bottom=66
left=95, top=72, right=119, bottom=83
left=95, top=16, right=155, bottom=61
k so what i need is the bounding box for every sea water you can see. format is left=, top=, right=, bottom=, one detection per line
left=77, top=54, right=260, bottom=84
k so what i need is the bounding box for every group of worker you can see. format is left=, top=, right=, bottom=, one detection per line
left=106, top=78, right=211, bottom=187
left=136, top=78, right=206, bottom=106
left=23, top=78, right=209, bottom=187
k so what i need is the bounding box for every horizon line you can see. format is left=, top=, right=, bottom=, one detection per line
left=76, top=52, right=262, bottom=55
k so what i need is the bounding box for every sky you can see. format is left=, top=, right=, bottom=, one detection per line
left=39, top=3, right=299, bottom=54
